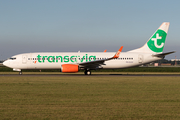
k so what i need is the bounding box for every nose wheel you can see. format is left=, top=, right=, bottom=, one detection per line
left=84, top=70, right=91, bottom=75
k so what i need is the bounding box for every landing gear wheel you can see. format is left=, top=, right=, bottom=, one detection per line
left=87, top=71, right=91, bottom=75
left=19, top=71, right=22, bottom=75
left=84, top=70, right=91, bottom=75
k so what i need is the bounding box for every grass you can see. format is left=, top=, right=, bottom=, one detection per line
left=0, top=76, right=180, bottom=119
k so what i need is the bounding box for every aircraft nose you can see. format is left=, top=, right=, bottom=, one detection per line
left=3, top=60, right=9, bottom=67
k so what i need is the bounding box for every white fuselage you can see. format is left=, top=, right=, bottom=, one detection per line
left=2, top=22, right=172, bottom=75
left=3, top=52, right=162, bottom=71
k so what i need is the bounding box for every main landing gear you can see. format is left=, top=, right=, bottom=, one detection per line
left=84, top=70, right=91, bottom=75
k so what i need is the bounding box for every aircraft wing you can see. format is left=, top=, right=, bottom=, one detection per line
left=79, top=46, right=123, bottom=69
left=152, top=51, right=175, bottom=57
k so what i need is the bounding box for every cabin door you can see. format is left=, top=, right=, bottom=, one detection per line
left=22, top=55, right=27, bottom=64
left=138, top=54, right=143, bottom=63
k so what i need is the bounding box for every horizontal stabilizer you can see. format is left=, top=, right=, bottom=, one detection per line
left=152, top=51, right=175, bottom=57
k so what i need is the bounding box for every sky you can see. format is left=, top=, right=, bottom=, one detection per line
left=0, top=0, right=180, bottom=60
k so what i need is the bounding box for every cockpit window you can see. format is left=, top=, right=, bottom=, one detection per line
left=9, top=57, right=16, bottom=60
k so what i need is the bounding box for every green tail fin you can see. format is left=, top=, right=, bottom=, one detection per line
left=128, top=22, right=170, bottom=53
left=147, top=22, right=169, bottom=53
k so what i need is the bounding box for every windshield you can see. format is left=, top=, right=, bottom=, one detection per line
left=9, top=57, right=16, bottom=60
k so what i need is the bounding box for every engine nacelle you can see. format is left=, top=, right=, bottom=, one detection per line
left=61, top=64, right=79, bottom=73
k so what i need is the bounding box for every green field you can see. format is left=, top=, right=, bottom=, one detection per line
left=0, top=76, right=180, bottom=119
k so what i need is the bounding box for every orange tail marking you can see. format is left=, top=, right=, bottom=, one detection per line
left=104, top=50, right=107, bottom=52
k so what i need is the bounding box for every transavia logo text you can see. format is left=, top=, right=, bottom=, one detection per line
left=37, top=54, right=96, bottom=63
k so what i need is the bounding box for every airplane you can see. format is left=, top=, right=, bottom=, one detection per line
left=3, top=22, right=175, bottom=75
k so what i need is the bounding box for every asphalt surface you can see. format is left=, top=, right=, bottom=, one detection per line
left=1, top=74, right=180, bottom=77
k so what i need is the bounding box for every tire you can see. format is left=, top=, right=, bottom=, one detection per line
left=87, top=71, right=91, bottom=75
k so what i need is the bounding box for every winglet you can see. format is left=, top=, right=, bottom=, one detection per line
left=104, top=50, right=107, bottom=52
left=112, top=46, right=123, bottom=59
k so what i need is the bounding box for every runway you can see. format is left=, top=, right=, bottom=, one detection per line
left=1, top=73, right=180, bottom=77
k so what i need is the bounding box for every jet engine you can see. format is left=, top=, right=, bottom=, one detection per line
left=61, top=64, right=79, bottom=73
